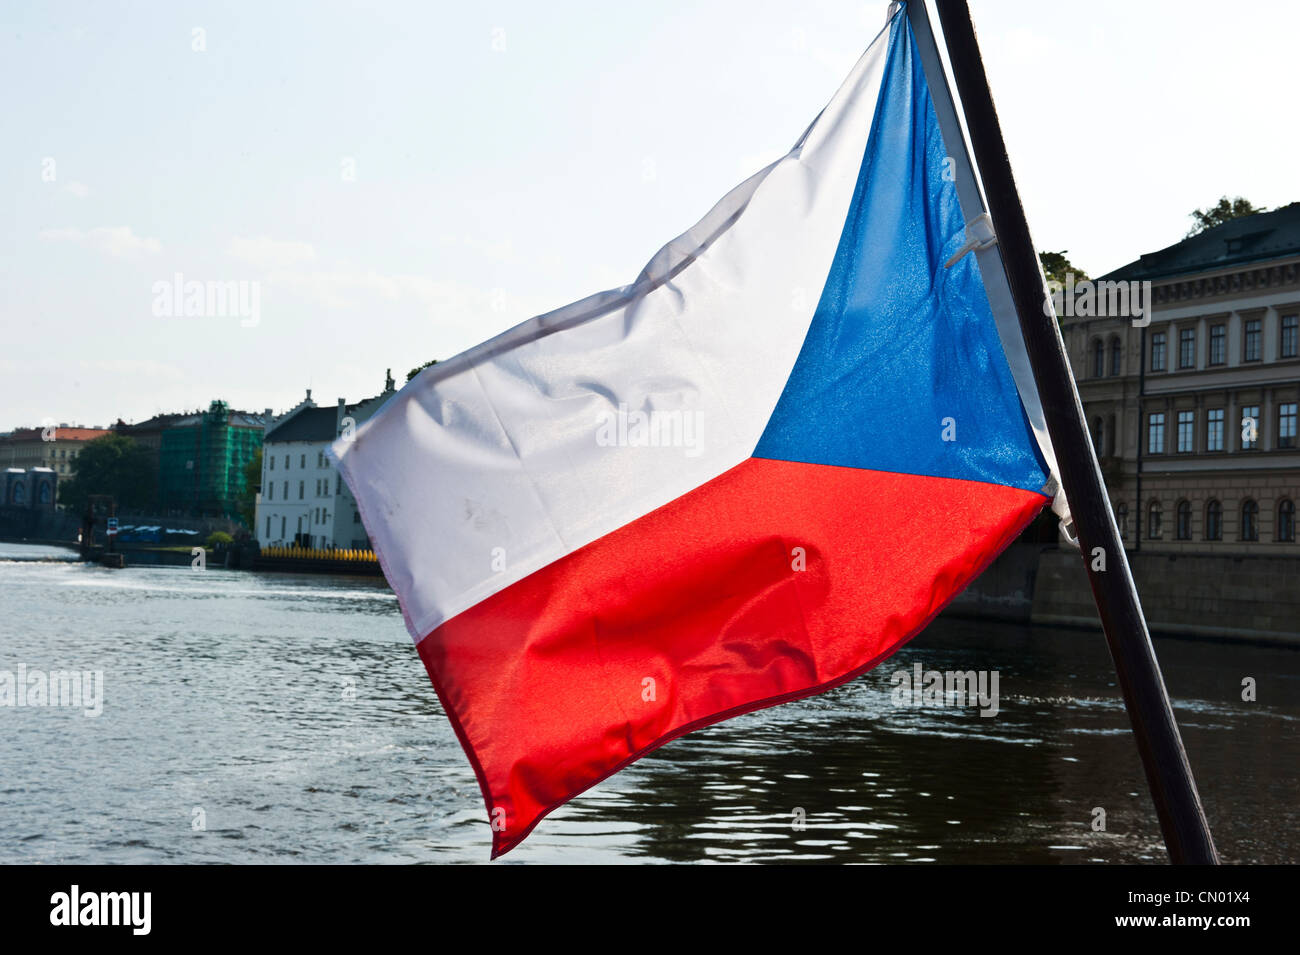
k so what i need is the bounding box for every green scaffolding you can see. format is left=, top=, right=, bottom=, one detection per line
left=158, top=400, right=262, bottom=520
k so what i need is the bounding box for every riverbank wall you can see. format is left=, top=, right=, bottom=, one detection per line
left=0, top=506, right=80, bottom=542
left=947, top=544, right=1300, bottom=644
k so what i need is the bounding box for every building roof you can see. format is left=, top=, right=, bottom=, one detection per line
left=1, top=426, right=109, bottom=443
left=115, top=413, right=187, bottom=433
left=265, top=405, right=358, bottom=444
left=170, top=412, right=269, bottom=430
left=158, top=409, right=271, bottom=431
left=1101, top=202, right=1300, bottom=283
left=53, top=427, right=112, bottom=442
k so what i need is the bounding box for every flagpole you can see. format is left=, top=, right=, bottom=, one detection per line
left=923, top=0, right=1219, bottom=864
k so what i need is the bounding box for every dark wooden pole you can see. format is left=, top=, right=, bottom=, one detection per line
left=930, top=0, right=1219, bottom=864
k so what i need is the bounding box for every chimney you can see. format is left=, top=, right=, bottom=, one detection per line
left=336, top=397, right=346, bottom=437
left=306, top=388, right=313, bottom=403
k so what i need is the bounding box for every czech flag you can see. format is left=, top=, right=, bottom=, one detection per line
left=333, top=4, right=1064, bottom=858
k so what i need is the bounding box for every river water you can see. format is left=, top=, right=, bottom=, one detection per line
left=1, top=541, right=1295, bottom=864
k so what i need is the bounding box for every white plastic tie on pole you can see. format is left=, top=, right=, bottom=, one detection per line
left=944, top=212, right=997, bottom=268
left=1040, top=472, right=1079, bottom=550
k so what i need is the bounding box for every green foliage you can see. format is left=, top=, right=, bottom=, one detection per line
left=1039, top=250, right=1089, bottom=288
left=1186, top=196, right=1265, bottom=237
left=57, top=434, right=157, bottom=513
left=407, top=359, right=438, bottom=382
left=205, top=531, right=234, bottom=550
left=236, top=446, right=262, bottom=528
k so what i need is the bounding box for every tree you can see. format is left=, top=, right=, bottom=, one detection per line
left=1186, top=196, right=1265, bottom=237
left=57, top=434, right=157, bottom=513
left=205, top=531, right=234, bottom=550
left=1039, top=250, right=1089, bottom=288
left=236, top=446, right=262, bottom=529
left=407, top=358, right=438, bottom=382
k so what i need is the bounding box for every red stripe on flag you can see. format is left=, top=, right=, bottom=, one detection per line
left=416, top=457, right=1047, bottom=858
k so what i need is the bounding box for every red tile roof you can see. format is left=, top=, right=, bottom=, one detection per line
left=54, top=427, right=110, bottom=442
left=2, top=427, right=110, bottom=443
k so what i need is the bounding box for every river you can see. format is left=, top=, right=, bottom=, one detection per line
left=1, top=541, right=1295, bottom=864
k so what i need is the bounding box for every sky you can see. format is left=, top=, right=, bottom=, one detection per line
left=3, top=0, right=1298, bottom=431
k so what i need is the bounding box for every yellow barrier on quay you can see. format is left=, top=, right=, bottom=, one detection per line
left=260, top=545, right=379, bottom=563
left=254, top=545, right=385, bottom=576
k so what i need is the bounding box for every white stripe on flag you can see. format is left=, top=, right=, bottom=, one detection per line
left=332, top=24, right=894, bottom=642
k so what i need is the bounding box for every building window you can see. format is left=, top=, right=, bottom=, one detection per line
left=1178, top=328, right=1195, bottom=368
left=1150, top=331, right=1167, bottom=371
left=1147, top=501, right=1162, bottom=539
left=281, top=516, right=286, bottom=538
left=1177, top=410, right=1194, bottom=452
left=1244, top=319, right=1261, bottom=361
left=1241, top=499, right=1259, bottom=541
left=1279, top=402, right=1297, bottom=449
left=1176, top=500, right=1191, bottom=540
left=1110, top=338, right=1122, bottom=376
left=270, top=455, right=275, bottom=471
left=1283, top=315, right=1298, bottom=359
left=353, top=510, right=361, bottom=524
left=1241, top=405, right=1260, bottom=450
left=266, top=516, right=271, bottom=537
left=1092, top=417, right=1105, bottom=456
left=301, top=454, right=306, bottom=468
left=1092, top=339, right=1105, bottom=378
left=1279, top=500, right=1296, bottom=543
left=1205, top=500, right=1222, bottom=540
left=299, top=481, right=304, bottom=500
left=1147, top=412, right=1165, bottom=454
left=1206, top=408, right=1224, bottom=451
left=268, top=482, right=273, bottom=501
left=1116, top=502, right=1128, bottom=539
left=284, top=455, right=290, bottom=470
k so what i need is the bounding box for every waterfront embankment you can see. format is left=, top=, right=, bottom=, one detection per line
left=947, top=543, right=1300, bottom=645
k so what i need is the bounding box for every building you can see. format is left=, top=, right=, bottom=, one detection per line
left=2, top=467, right=57, bottom=510
left=255, top=373, right=396, bottom=550
left=1063, top=203, right=1300, bottom=551
left=113, top=413, right=188, bottom=456
left=156, top=400, right=271, bottom=519
left=0, top=426, right=110, bottom=477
